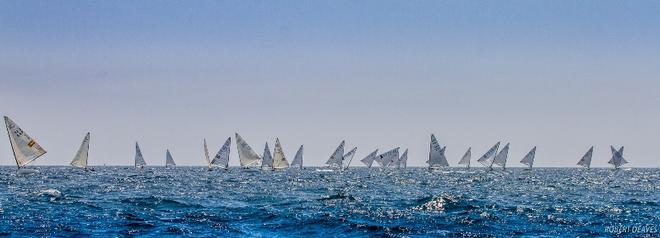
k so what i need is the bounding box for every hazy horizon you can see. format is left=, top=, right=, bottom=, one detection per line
left=1, top=1, right=659, bottom=168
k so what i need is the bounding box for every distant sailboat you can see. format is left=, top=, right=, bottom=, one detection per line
left=457, top=147, right=471, bottom=169
left=70, top=132, right=91, bottom=170
left=210, top=137, right=231, bottom=169
left=520, top=146, right=536, bottom=170
left=342, top=147, right=357, bottom=170
left=477, top=142, right=500, bottom=168
left=428, top=134, right=449, bottom=169
left=135, top=142, right=147, bottom=169
left=325, top=141, right=345, bottom=169
left=577, top=146, right=593, bottom=169
left=203, top=139, right=211, bottom=168
left=236, top=133, right=261, bottom=168
left=491, top=143, right=510, bottom=170
left=272, top=138, right=289, bottom=169
left=398, top=149, right=408, bottom=169
left=378, top=147, right=400, bottom=168
left=261, top=142, right=273, bottom=170
left=290, top=145, right=304, bottom=169
left=165, top=149, right=176, bottom=167
left=608, top=146, right=628, bottom=169
left=360, top=149, right=378, bottom=168
left=4, top=116, right=47, bottom=171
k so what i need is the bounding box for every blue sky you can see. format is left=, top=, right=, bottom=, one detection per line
left=1, top=1, right=659, bottom=167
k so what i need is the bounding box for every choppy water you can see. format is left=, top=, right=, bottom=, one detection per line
left=0, top=167, right=657, bottom=237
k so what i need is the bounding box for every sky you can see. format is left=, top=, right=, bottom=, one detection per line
left=1, top=1, right=659, bottom=167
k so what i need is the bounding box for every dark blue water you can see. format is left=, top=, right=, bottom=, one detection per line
left=0, top=167, right=657, bottom=237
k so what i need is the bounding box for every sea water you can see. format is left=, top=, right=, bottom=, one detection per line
left=0, top=167, right=657, bottom=237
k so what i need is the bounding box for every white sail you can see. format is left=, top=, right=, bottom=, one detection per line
left=165, top=149, right=176, bottom=167
left=520, top=146, right=536, bottom=169
left=135, top=142, right=146, bottom=168
left=290, top=145, right=304, bottom=169
left=360, top=149, right=378, bottom=168
left=378, top=147, right=400, bottom=168
left=211, top=137, right=231, bottom=169
left=235, top=133, right=261, bottom=167
left=272, top=138, right=289, bottom=169
left=398, top=149, right=408, bottom=169
left=4, top=116, right=47, bottom=168
left=492, top=143, right=510, bottom=169
left=608, top=146, right=628, bottom=169
left=203, top=139, right=211, bottom=167
left=342, top=147, right=357, bottom=170
left=428, top=134, right=449, bottom=168
left=70, top=132, right=90, bottom=169
left=457, top=147, right=471, bottom=168
left=261, top=142, right=273, bottom=170
left=325, top=141, right=345, bottom=168
left=577, top=146, right=593, bottom=169
left=477, top=142, right=500, bottom=167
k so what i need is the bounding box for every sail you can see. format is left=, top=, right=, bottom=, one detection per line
left=4, top=116, right=47, bottom=168
left=608, top=146, right=628, bottom=168
left=272, top=138, right=289, bottom=169
left=457, top=147, right=471, bottom=167
left=211, top=137, right=231, bottom=168
left=325, top=141, right=345, bottom=167
left=428, top=134, right=449, bottom=168
left=236, top=133, right=261, bottom=167
left=360, top=149, right=378, bottom=168
left=165, top=149, right=176, bottom=167
left=135, top=142, right=146, bottom=168
left=261, top=142, right=273, bottom=170
left=378, top=147, right=400, bottom=167
left=342, top=147, right=357, bottom=169
left=520, top=146, right=536, bottom=168
left=492, top=143, right=510, bottom=168
left=577, top=146, right=593, bottom=168
left=70, top=132, right=90, bottom=168
left=477, top=142, right=500, bottom=167
left=203, top=139, right=211, bottom=167
left=398, top=149, right=408, bottom=169
left=290, top=145, right=304, bottom=168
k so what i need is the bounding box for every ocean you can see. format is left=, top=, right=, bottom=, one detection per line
left=0, top=167, right=657, bottom=237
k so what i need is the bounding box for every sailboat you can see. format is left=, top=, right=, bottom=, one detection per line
left=477, top=142, right=500, bottom=168
left=520, top=146, right=536, bottom=170
left=398, top=149, right=408, bottom=169
left=457, top=147, right=471, bottom=169
left=428, top=134, right=449, bottom=169
left=360, top=149, right=378, bottom=168
left=290, top=145, right=304, bottom=169
left=210, top=137, right=231, bottom=170
left=203, top=139, right=211, bottom=169
left=4, top=116, right=47, bottom=173
left=608, top=146, right=628, bottom=169
left=342, top=147, right=357, bottom=170
left=378, top=147, right=400, bottom=168
left=165, top=149, right=176, bottom=168
left=490, top=143, right=510, bottom=170
left=577, top=146, right=593, bottom=169
left=272, top=138, right=290, bottom=169
left=236, top=133, right=261, bottom=168
left=70, top=132, right=91, bottom=170
left=324, top=140, right=345, bottom=170
left=261, top=142, right=273, bottom=170
left=134, top=142, right=147, bottom=169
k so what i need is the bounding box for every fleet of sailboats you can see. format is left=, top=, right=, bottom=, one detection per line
left=1, top=116, right=639, bottom=170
